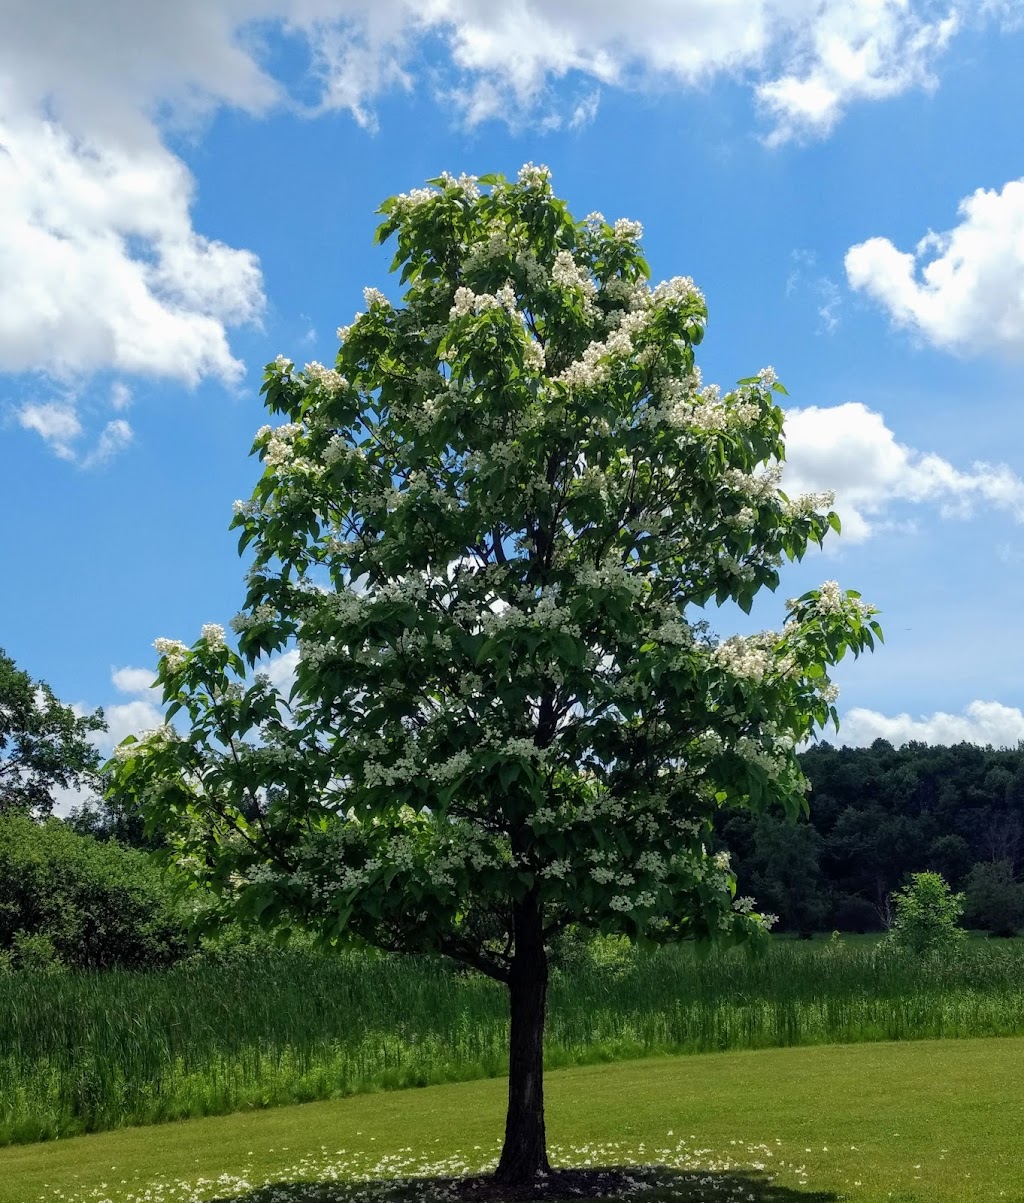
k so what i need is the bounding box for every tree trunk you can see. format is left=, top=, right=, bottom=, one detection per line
left=494, top=897, right=551, bottom=1186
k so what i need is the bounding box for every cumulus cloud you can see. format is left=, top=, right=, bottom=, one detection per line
left=845, top=177, right=1024, bottom=356
left=100, top=665, right=165, bottom=751
left=781, top=400, right=1024, bottom=541
left=1, top=0, right=1007, bottom=437
left=0, top=118, right=265, bottom=386
left=111, top=666, right=160, bottom=696
left=757, top=1, right=959, bottom=146
left=836, top=700, right=1024, bottom=748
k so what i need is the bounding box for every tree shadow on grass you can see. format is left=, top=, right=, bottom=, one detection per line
left=209, top=1165, right=840, bottom=1203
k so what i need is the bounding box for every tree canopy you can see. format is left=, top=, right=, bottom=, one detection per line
left=0, top=647, right=105, bottom=817
left=109, top=165, right=881, bottom=1186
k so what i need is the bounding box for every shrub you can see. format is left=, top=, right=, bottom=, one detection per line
left=0, top=813, right=188, bottom=971
left=886, top=870, right=965, bottom=956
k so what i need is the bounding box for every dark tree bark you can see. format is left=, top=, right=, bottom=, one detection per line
left=494, top=895, right=551, bottom=1186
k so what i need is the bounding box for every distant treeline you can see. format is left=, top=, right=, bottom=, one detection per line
left=720, top=739, right=1024, bottom=936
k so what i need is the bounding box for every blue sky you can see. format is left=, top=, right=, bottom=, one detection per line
left=4, top=0, right=1024, bottom=782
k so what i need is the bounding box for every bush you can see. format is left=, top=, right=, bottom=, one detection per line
left=886, top=871, right=965, bottom=956
left=963, top=860, right=1024, bottom=937
left=0, top=813, right=189, bottom=971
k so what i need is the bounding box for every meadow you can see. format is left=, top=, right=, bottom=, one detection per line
left=3, top=935, right=1024, bottom=1147
left=4, top=1038, right=1024, bottom=1203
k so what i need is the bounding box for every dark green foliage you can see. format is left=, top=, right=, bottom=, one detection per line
left=0, top=813, right=188, bottom=971
left=0, top=648, right=105, bottom=817
left=723, top=739, right=1024, bottom=933
left=743, top=815, right=829, bottom=936
left=64, top=786, right=165, bottom=851
left=963, top=859, right=1024, bottom=937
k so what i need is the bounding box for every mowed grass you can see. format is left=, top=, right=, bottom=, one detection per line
left=3, top=1037, right=1023, bottom=1203
left=4, top=937, right=1024, bottom=1146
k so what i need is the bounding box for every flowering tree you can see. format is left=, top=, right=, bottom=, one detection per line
left=109, top=166, right=882, bottom=1187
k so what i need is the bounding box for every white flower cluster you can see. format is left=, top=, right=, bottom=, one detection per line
left=392, top=186, right=437, bottom=212
left=232, top=498, right=258, bottom=518
left=438, top=171, right=480, bottom=199
left=229, top=604, right=277, bottom=633
left=363, top=287, right=390, bottom=309
left=734, top=734, right=792, bottom=782
left=153, top=637, right=188, bottom=673
left=652, top=275, right=704, bottom=308
left=517, top=162, right=551, bottom=189
left=712, top=633, right=785, bottom=683
left=718, top=554, right=756, bottom=583
left=556, top=309, right=650, bottom=389
left=551, top=250, right=598, bottom=301
left=783, top=491, right=836, bottom=518
left=758, top=365, right=778, bottom=387
left=449, top=282, right=518, bottom=321
left=818, top=580, right=846, bottom=614
left=522, top=339, right=546, bottom=372
left=201, top=623, right=226, bottom=650
left=613, top=217, right=643, bottom=241
left=113, top=724, right=177, bottom=762
left=259, top=422, right=304, bottom=469
left=463, top=227, right=510, bottom=274
left=303, top=362, right=348, bottom=395
left=724, top=463, right=783, bottom=503
left=323, top=434, right=353, bottom=467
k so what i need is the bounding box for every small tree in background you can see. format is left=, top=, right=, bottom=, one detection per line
left=109, top=166, right=881, bottom=1188
left=887, top=871, right=965, bottom=955
left=0, top=647, right=105, bottom=817
left=963, top=859, right=1024, bottom=937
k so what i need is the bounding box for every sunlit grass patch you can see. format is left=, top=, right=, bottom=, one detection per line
left=3, top=1037, right=1022, bottom=1203
left=4, top=939, right=1024, bottom=1146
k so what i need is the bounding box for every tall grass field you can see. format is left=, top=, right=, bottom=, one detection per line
left=2, top=937, right=1023, bottom=1147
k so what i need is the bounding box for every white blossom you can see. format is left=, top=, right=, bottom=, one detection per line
left=153, top=637, right=188, bottom=673
left=613, top=217, right=643, bottom=241
left=201, top=623, right=226, bottom=650
left=517, top=162, right=551, bottom=189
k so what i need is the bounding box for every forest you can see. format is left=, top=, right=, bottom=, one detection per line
left=718, top=738, right=1024, bottom=935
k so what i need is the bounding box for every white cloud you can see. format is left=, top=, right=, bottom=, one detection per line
left=264, top=648, right=300, bottom=694
left=101, top=698, right=166, bottom=749
left=111, top=665, right=160, bottom=696
left=110, top=382, right=133, bottom=411
left=99, top=664, right=165, bottom=751
left=17, top=402, right=82, bottom=459
left=0, top=117, right=264, bottom=386
left=781, top=401, right=1024, bottom=541
left=0, top=0, right=1007, bottom=425
left=845, top=177, right=1024, bottom=356
left=16, top=398, right=135, bottom=467
left=757, top=1, right=959, bottom=146
left=82, top=419, right=134, bottom=469
left=836, top=699, right=1024, bottom=748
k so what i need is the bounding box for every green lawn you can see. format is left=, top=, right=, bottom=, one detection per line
left=4, top=1037, right=1023, bottom=1203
